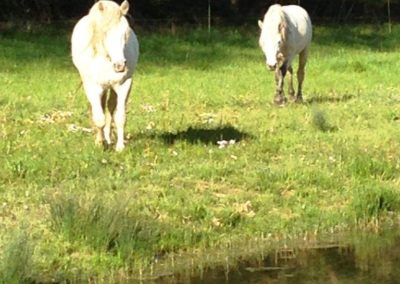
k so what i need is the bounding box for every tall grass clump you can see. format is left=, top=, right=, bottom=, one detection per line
left=0, top=227, right=34, bottom=283
left=48, top=193, right=163, bottom=263
left=351, top=184, right=400, bottom=223
left=311, top=105, right=336, bottom=132
left=342, top=146, right=399, bottom=180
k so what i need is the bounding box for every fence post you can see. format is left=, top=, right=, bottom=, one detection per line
left=208, top=0, right=211, bottom=34
left=388, top=0, right=392, bottom=33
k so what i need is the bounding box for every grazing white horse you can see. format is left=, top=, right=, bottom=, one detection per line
left=71, top=0, right=139, bottom=151
left=258, top=4, right=312, bottom=105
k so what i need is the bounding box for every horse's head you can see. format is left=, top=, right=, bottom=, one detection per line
left=258, top=4, right=287, bottom=71
left=90, top=0, right=131, bottom=73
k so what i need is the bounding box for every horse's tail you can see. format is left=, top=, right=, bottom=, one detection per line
left=74, top=81, right=83, bottom=94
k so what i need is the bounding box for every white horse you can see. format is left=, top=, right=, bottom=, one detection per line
left=71, top=0, right=139, bottom=151
left=258, top=4, right=312, bottom=105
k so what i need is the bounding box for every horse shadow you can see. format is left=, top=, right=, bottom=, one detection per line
left=305, top=94, right=355, bottom=105
left=159, top=125, right=252, bottom=145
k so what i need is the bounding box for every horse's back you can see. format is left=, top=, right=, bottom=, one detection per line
left=283, top=5, right=312, bottom=52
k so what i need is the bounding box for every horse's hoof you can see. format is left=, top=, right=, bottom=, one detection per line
left=103, top=142, right=113, bottom=151
left=115, top=144, right=125, bottom=152
left=95, top=139, right=104, bottom=146
left=104, top=136, right=112, bottom=145
left=294, top=96, right=304, bottom=104
left=273, top=96, right=287, bottom=107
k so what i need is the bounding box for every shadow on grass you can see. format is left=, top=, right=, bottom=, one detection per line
left=159, top=125, right=252, bottom=145
left=306, top=94, right=355, bottom=104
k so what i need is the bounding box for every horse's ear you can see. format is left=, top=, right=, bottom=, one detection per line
left=120, top=0, right=130, bottom=15
left=258, top=20, right=263, bottom=29
left=98, top=2, right=104, bottom=12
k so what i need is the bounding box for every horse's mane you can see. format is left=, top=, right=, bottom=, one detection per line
left=87, top=1, right=127, bottom=55
left=264, top=4, right=288, bottom=42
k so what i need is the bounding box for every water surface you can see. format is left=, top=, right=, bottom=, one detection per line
left=159, top=229, right=400, bottom=283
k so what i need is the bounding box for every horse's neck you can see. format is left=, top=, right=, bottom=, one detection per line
left=92, top=42, right=107, bottom=58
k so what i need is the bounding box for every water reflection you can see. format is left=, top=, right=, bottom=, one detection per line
left=186, top=230, right=400, bottom=283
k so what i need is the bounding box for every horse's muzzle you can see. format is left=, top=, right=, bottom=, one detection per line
left=113, top=61, right=127, bottom=73
left=267, top=64, right=277, bottom=71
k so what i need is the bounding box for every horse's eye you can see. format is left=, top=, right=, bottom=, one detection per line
left=277, top=40, right=282, bottom=46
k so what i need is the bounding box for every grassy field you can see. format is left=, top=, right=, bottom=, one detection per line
left=1, top=23, right=400, bottom=282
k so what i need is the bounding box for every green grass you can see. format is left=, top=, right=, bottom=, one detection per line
left=0, top=226, right=33, bottom=283
left=1, top=24, right=400, bottom=282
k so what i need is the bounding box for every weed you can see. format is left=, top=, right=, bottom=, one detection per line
left=351, top=183, right=400, bottom=221
left=311, top=105, right=337, bottom=132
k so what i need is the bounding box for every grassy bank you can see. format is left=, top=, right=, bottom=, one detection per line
left=1, top=24, right=400, bottom=282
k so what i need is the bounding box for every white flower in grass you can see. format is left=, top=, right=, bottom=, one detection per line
left=328, top=156, right=336, bottom=163
left=217, top=139, right=236, bottom=149
left=199, top=113, right=217, bottom=124
left=146, top=121, right=155, bottom=130
left=141, top=104, right=156, bottom=113
left=217, top=140, right=229, bottom=148
left=67, top=124, right=92, bottom=133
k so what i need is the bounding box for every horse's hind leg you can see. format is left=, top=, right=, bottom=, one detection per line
left=103, top=89, right=117, bottom=146
left=84, top=82, right=106, bottom=146
left=287, top=66, right=295, bottom=100
left=113, top=78, right=132, bottom=152
left=296, top=48, right=308, bottom=103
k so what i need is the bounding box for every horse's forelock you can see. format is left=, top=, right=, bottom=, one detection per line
left=98, top=2, right=104, bottom=12
left=88, top=1, right=128, bottom=55
left=90, top=1, right=123, bottom=24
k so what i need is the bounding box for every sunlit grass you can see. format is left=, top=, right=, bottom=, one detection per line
left=1, top=24, right=400, bottom=282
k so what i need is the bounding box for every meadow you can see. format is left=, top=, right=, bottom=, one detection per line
left=1, top=23, right=400, bottom=282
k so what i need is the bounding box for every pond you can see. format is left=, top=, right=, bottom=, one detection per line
left=146, top=228, right=400, bottom=283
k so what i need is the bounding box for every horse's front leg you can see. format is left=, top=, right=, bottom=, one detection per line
left=113, top=78, right=132, bottom=152
left=84, top=82, right=106, bottom=146
left=274, top=64, right=287, bottom=105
